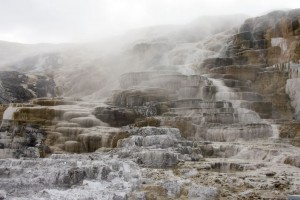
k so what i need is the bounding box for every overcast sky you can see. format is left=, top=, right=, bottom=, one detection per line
left=0, top=0, right=299, bottom=44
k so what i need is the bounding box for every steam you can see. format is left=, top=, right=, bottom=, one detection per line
left=0, top=14, right=248, bottom=101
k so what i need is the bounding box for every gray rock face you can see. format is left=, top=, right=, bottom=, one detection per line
left=0, top=71, right=56, bottom=103
left=56, top=167, right=89, bottom=187
left=286, top=78, right=300, bottom=119
left=0, top=154, right=141, bottom=200
left=119, top=134, right=176, bottom=149
left=116, top=127, right=182, bottom=167
left=135, top=150, right=179, bottom=167
left=188, top=184, right=219, bottom=200
left=112, top=87, right=170, bottom=107
left=130, top=127, right=181, bottom=138
left=0, top=125, right=46, bottom=159
left=118, top=127, right=181, bottom=149
left=163, top=180, right=183, bottom=198
left=93, top=106, right=138, bottom=127
left=284, top=156, right=300, bottom=168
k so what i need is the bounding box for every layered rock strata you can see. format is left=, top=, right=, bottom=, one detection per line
left=0, top=9, right=300, bottom=200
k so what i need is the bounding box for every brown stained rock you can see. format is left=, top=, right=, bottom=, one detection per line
left=200, top=58, right=233, bottom=73
left=93, top=106, right=138, bottom=127
left=64, top=141, right=81, bottom=153
left=160, top=117, right=196, bottom=139
left=199, top=144, right=214, bottom=157
left=279, top=122, right=300, bottom=146
left=12, top=107, right=56, bottom=126
left=78, top=133, right=103, bottom=152
left=143, top=185, right=167, bottom=200
left=289, top=41, right=300, bottom=62
left=223, top=9, right=300, bottom=66
left=252, top=71, right=289, bottom=95
left=240, top=101, right=273, bottom=119
left=32, top=98, right=76, bottom=106
left=44, top=132, right=62, bottom=146
left=278, top=18, right=291, bottom=38
left=264, top=93, right=293, bottom=120
left=236, top=49, right=268, bottom=65
left=134, top=117, right=161, bottom=128
left=251, top=69, right=293, bottom=119
left=284, top=156, right=300, bottom=168
left=267, top=46, right=282, bottom=65
left=210, top=65, right=259, bottom=82
left=75, top=127, right=128, bottom=152
left=111, top=131, right=129, bottom=148
left=250, top=39, right=269, bottom=50
left=112, top=88, right=170, bottom=107
left=232, top=31, right=253, bottom=49
left=239, top=10, right=300, bottom=39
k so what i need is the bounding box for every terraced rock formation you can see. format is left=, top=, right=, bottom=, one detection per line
left=0, top=9, right=300, bottom=200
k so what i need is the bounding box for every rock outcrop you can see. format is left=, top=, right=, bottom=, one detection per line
left=0, top=71, right=56, bottom=104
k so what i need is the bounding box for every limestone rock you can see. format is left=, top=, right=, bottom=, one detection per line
left=135, top=150, right=179, bottom=167
left=2, top=106, right=56, bottom=126
left=143, top=185, right=167, bottom=200
left=93, top=106, right=137, bottom=127
left=62, top=111, right=90, bottom=121
left=284, top=156, right=300, bottom=168
left=32, top=98, right=76, bottom=106
left=0, top=125, right=46, bottom=159
left=188, top=184, right=219, bottom=200
left=162, top=180, right=183, bottom=198
left=70, top=116, right=103, bottom=127
left=129, top=127, right=181, bottom=138
left=119, top=134, right=176, bottom=149
left=64, top=141, right=81, bottom=153
left=56, top=167, right=88, bottom=187
left=286, top=78, right=300, bottom=119
left=0, top=71, right=56, bottom=103
left=77, top=127, right=128, bottom=152
left=112, top=87, right=170, bottom=107
left=206, top=124, right=273, bottom=142
left=134, top=117, right=161, bottom=127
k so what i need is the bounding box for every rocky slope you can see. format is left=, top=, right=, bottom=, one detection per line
left=0, top=9, right=300, bottom=200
